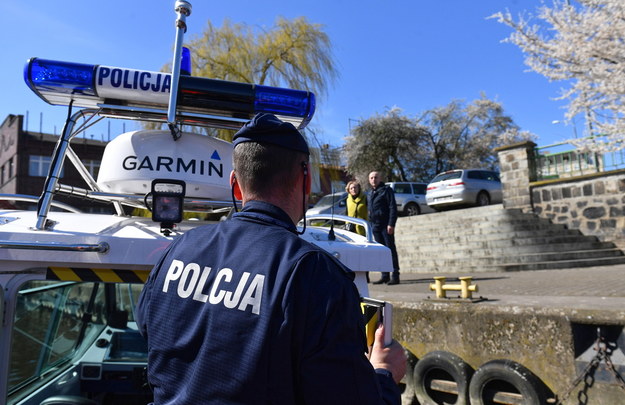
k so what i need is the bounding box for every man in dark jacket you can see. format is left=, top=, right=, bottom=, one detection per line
left=367, top=171, right=400, bottom=285
left=136, top=114, right=406, bottom=404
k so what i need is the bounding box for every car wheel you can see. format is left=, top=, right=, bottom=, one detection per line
left=405, top=202, right=420, bottom=216
left=476, top=191, right=490, bottom=206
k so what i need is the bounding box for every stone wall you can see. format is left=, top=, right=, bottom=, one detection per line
left=496, top=142, right=625, bottom=250
left=531, top=171, right=625, bottom=249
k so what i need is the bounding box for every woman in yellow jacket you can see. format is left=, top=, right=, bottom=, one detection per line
left=345, top=180, right=368, bottom=236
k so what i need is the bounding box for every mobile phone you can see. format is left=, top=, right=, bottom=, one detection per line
left=361, top=297, right=393, bottom=346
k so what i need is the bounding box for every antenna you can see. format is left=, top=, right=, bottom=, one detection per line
left=328, top=187, right=336, bottom=241
left=167, top=0, right=192, bottom=141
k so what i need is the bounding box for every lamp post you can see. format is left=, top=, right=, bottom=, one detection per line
left=551, top=120, right=578, bottom=139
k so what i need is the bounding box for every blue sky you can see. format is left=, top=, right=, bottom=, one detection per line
left=0, top=0, right=578, bottom=149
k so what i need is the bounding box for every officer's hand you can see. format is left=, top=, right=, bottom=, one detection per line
left=369, top=324, right=406, bottom=384
left=387, top=225, right=395, bottom=235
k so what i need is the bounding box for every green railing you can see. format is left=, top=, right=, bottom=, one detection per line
left=535, top=136, right=625, bottom=181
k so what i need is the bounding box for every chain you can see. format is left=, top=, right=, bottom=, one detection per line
left=603, top=344, right=625, bottom=390
left=553, top=327, right=625, bottom=405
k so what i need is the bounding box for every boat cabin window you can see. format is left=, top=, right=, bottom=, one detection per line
left=8, top=280, right=143, bottom=399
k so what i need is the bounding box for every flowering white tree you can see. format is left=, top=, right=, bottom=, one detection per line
left=343, top=97, right=533, bottom=183
left=491, top=0, right=625, bottom=152
left=422, top=95, right=535, bottom=175
left=343, top=107, right=432, bottom=184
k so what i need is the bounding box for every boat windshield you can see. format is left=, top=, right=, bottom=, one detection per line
left=9, top=280, right=143, bottom=396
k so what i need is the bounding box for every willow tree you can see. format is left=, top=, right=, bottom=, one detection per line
left=491, top=1, right=625, bottom=152
left=156, top=17, right=338, bottom=141
left=188, top=17, right=336, bottom=99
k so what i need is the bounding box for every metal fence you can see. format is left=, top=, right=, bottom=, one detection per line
left=534, top=137, right=625, bottom=181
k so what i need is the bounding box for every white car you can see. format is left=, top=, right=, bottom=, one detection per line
left=306, top=192, right=348, bottom=216
left=426, top=169, right=502, bottom=211
left=387, top=182, right=434, bottom=216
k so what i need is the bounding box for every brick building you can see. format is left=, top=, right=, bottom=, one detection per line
left=0, top=114, right=110, bottom=213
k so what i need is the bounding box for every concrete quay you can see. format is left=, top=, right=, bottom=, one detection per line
left=368, top=264, right=625, bottom=405
left=368, top=263, right=625, bottom=302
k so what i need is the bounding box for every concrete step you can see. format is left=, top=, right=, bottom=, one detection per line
left=395, top=223, right=577, bottom=241
left=397, top=240, right=616, bottom=258
left=399, top=211, right=553, bottom=229
left=396, top=227, right=584, bottom=245
left=395, top=204, right=625, bottom=273
left=405, top=204, right=508, bottom=221
left=401, top=247, right=624, bottom=267
left=402, top=255, right=625, bottom=273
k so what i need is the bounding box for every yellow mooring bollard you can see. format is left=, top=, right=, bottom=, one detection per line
left=429, top=276, right=479, bottom=299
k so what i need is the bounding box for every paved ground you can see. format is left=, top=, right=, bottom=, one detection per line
left=368, top=263, right=625, bottom=312
left=370, top=264, right=625, bottom=297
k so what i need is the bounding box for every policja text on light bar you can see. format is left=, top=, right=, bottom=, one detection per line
left=24, top=58, right=315, bottom=129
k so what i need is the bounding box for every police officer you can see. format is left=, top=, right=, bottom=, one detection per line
left=136, top=113, right=406, bottom=404
left=368, top=171, right=400, bottom=285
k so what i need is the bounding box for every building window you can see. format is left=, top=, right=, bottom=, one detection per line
left=8, top=157, right=13, bottom=179
left=83, top=159, right=101, bottom=179
left=1, top=165, right=4, bottom=185
left=29, top=155, right=63, bottom=178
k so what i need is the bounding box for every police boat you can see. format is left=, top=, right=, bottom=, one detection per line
left=0, top=2, right=393, bottom=404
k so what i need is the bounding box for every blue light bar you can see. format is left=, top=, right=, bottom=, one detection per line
left=256, top=85, right=316, bottom=129
left=23, top=57, right=315, bottom=129
left=181, top=47, right=191, bottom=76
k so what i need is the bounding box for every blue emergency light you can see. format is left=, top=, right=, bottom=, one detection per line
left=24, top=58, right=316, bottom=129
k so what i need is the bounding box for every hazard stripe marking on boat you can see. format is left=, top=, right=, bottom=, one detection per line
left=47, top=267, right=149, bottom=283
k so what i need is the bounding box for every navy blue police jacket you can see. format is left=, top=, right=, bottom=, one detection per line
left=367, top=183, right=397, bottom=230
left=136, top=200, right=400, bottom=404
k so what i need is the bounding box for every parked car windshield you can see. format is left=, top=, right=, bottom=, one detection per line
left=314, top=194, right=345, bottom=207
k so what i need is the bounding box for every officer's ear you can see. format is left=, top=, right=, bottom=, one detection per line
left=303, top=162, right=311, bottom=195
left=230, top=171, right=243, bottom=200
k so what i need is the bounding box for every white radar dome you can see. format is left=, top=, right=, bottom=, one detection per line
left=97, top=130, right=233, bottom=200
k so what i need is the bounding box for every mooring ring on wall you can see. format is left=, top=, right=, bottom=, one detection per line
left=468, top=359, right=548, bottom=405
left=413, top=350, right=473, bottom=405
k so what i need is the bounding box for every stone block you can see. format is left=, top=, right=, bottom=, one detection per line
left=562, top=187, right=572, bottom=199
left=601, top=219, right=617, bottom=229
left=583, top=206, right=606, bottom=219
left=572, top=187, right=581, bottom=198
left=542, top=189, right=551, bottom=202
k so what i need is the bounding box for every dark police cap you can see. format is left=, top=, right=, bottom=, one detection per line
left=232, top=113, right=309, bottom=155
